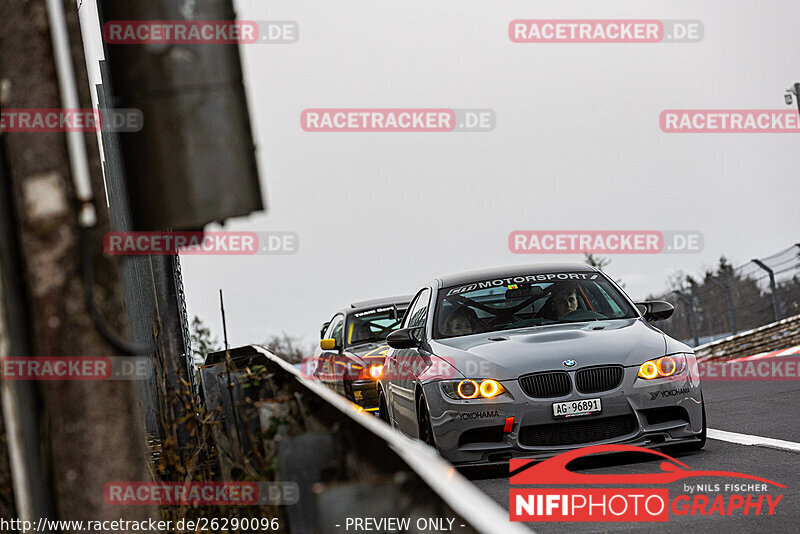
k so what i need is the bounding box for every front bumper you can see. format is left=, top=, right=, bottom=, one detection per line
left=351, top=379, right=380, bottom=411
left=422, top=365, right=704, bottom=465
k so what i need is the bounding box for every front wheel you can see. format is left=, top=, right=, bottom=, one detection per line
left=342, top=379, right=354, bottom=401
left=417, top=394, right=436, bottom=447
left=378, top=389, right=390, bottom=424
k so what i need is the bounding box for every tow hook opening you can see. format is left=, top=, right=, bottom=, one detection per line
left=487, top=452, right=512, bottom=463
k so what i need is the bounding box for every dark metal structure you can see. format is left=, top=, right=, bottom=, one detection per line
left=655, top=245, right=800, bottom=346
left=96, top=0, right=263, bottom=231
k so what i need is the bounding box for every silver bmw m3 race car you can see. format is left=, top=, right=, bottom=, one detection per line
left=378, top=263, right=706, bottom=466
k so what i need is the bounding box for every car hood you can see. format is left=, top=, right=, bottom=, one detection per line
left=347, top=341, right=390, bottom=363
left=429, top=318, right=668, bottom=380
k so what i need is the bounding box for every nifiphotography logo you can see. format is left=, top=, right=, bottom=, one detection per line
left=509, top=444, right=784, bottom=522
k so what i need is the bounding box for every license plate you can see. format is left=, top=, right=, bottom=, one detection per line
left=552, top=398, right=601, bottom=418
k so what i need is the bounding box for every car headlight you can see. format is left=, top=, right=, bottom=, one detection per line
left=368, top=364, right=383, bottom=379
left=355, top=363, right=383, bottom=380
left=638, top=354, right=687, bottom=379
left=441, top=379, right=506, bottom=400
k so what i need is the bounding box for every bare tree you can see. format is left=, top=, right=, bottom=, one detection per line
left=584, top=253, right=611, bottom=271
left=263, top=333, right=314, bottom=364
left=190, top=316, right=221, bottom=366
left=584, top=253, right=624, bottom=287
left=655, top=256, right=772, bottom=341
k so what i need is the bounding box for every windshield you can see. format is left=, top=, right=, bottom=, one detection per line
left=434, top=272, right=638, bottom=339
left=346, top=305, right=407, bottom=347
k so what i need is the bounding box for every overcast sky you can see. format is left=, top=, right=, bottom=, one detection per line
left=81, top=1, right=800, bottom=349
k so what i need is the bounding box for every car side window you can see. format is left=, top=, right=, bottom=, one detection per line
left=595, top=285, right=626, bottom=317
left=404, top=289, right=431, bottom=330
left=325, top=314, right=344, bottom=346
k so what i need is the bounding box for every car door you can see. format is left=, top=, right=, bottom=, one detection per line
left=386, top=288, right=431, bottom=435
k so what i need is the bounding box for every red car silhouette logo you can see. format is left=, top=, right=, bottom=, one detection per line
left=510, top=444, right=785, bottom=487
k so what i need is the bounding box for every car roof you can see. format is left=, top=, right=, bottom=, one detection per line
left=435, top=263, right=598, bottom=288
left=349, top=295, right=413, bottom=311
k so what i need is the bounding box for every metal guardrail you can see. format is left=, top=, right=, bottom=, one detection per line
left=694, top=313, right=800, bottom=361
left=198, top=345, right=533, bottom=534
left=652, top=244, right=800, bottom=347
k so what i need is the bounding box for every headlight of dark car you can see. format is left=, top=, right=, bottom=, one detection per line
left=350, top=363, right=383, bottom=380
left=637, top=354, right=688, bottom=380
left=440, top=379, right=507, bottom=400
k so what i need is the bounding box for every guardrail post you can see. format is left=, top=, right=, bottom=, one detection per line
left=709, top=276, right=738, bottom=335
left=752, top=258, right=781, bottom=321
left=673, top=290, right=700, bottom=347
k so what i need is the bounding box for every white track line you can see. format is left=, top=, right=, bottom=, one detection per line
left=708, top=429, right=800, bottom=453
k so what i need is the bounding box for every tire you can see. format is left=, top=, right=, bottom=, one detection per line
left=417, top=394, right=436, bottom=447
left=378, top=389, right=390, bottom=424
left=343, top=379, right=354, bottom=401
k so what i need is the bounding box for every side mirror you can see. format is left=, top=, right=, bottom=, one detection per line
left=320, top=338, right=339, bottom=351
left=635, top=301, right=674, bottom=322
left=320, top=321, right=330, bottom=339
left=386, top=327, right=422, bottom=349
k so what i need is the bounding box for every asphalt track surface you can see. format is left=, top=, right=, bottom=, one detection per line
left=468, top=378, right=800, bottom=533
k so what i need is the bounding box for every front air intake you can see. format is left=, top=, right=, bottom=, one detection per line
left=518, top=371, right=571, bottom=398
left=575, top=365, right=624, bottom=394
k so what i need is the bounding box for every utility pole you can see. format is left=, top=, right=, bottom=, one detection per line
left=220, top=289, right=230, bottom=351
left=0, top=0, right=157, bottom=524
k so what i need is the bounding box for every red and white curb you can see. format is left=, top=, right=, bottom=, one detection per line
left=727, top=345, right=800, bottom=363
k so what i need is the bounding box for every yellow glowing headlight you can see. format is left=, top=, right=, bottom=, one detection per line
left=448, top=379, right=507, bottom=399
left=638, top=355, right=687, bottom=379
left=369, top=365, right=383, bottom=379
left=658, top=356, right=677, bottom=377
left=457, top=379, right=479, bottom=399
left=639, top=361, right=659, bottom=379
left=479, top=379, right=504, bottom=398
